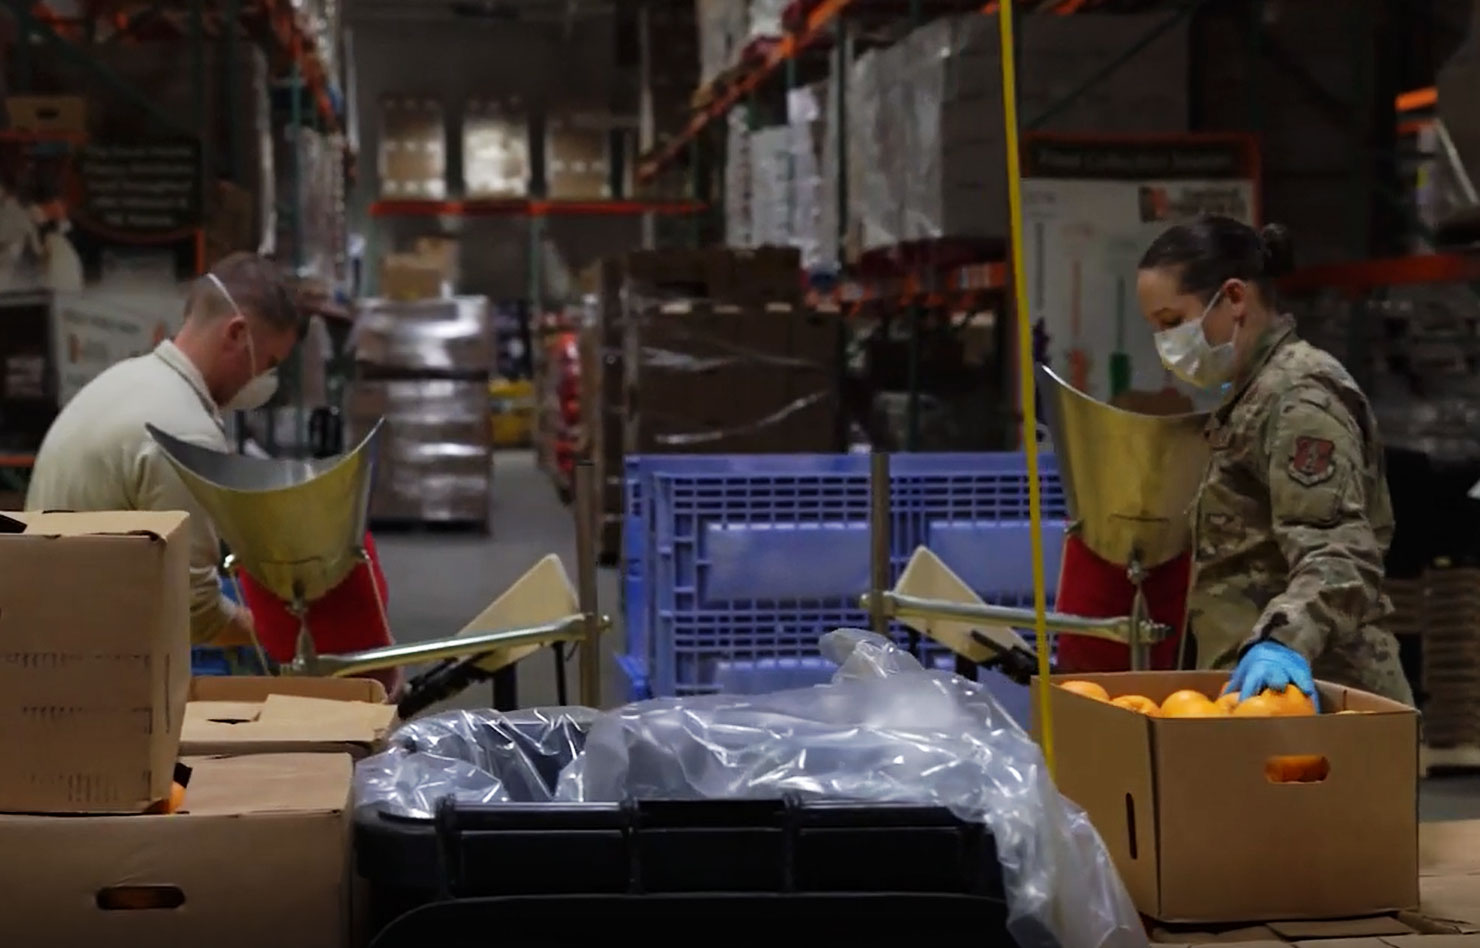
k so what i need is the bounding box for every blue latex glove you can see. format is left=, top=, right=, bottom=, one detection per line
left=1224, top=641, right=1320, bottom=710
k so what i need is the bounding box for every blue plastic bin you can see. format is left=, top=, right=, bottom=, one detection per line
left=622, top=453, right=1067, bottom=698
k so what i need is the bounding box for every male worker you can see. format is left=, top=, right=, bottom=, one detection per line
left=26, top=252, right=300, bottom=648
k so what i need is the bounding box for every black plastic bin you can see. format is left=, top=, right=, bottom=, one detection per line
left=356, top=796, right=1015, bottom=946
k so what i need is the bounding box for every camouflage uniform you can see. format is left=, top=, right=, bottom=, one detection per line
left=1188, top=322, right=1413, bottom=704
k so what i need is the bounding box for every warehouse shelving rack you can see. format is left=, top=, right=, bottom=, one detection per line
left=2, top=0, right=353, bottom=463
left=629, top=0, right=1444, bottom=452
left=633, top=0, right=1233, bottom=451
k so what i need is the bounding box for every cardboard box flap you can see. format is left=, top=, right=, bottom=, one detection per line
left=1152, top=925, right=1283, bottom=943
left=1421, top=875, right=1480, bottom=931
left=188, top=700, right=265, bottom=724
left=184, top=694, right=394, bottom=745
left=1272, top=918, right=1418, bottom=938
left=256, top=694, right=395, bottom=737
left=1422, top=821, right=1480, bottom=877
left=2, top=509, right=189, bottom=540
left=460, top=553, right=579, bottom=674
left=188, top=675, right=387, bottom=704
left=893, top=546, right=1031, bottom=662
left=179, top=753, right=351, bottom=815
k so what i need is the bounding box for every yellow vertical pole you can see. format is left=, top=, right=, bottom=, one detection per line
left=996, top=0, right=1055, bottom=774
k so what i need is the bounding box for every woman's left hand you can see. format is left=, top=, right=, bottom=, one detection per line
left=1224, top=640, right=1320, bottom=710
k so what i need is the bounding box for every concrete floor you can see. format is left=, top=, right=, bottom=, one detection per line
left=377, top=450, right=1480, bottom=822
left=375, top=449, right=626, bottom=714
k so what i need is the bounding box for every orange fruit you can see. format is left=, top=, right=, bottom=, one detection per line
left=1161, top=689, right=1223, bottom=717
left=1111, top=694, right=1162, bottom=716
left=1232, top=692, right=1282, bottom=717
left=145, top=781, right=187, bottom=815
left=1266, top=754, right=1330, bottom=783
left=1058, top=680, right=1110, bottom=703
left=1263, top=685, right=1317, bottom=717
left=1214, top=692, right=1241, bottom=713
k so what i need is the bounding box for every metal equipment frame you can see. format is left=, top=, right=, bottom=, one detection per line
left=856, top=451, right=1172, bottom=674
left=268, top=461, right=610, bottom=710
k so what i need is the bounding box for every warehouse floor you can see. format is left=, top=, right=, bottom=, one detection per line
left=376, top=450, right=1480, bottom=822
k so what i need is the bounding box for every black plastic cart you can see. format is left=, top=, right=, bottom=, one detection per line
left=356, top=795, right=1016, bottom=946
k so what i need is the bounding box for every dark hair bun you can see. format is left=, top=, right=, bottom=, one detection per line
left=1259, top=223, right=1295, bottom=278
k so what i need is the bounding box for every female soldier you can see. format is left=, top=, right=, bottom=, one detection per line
left=1135, top=216, right=1412, bottom=705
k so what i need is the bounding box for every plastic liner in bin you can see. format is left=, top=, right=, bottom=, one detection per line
left=355, top=630, right=1144, bottom=948
left=356, top=706, right=596, bottom=816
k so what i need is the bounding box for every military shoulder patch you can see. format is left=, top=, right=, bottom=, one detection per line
left=1288, top=436, right=1336, bottom=486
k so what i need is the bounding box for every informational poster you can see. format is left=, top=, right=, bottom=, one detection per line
left=0, top=131, right=201, bottom=294
left=49, top=290, right=179, bottom=405
left=1021, top=135, right=1259, bottom=411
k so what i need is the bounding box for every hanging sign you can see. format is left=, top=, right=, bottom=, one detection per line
left=1021, top=134, right=1260, bottom=410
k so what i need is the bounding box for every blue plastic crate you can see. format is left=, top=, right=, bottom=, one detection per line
left=191, top=646, right=234, bottom=677
left=627, top=453, right=1068, bottom=697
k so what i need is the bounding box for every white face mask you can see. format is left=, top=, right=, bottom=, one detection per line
left=1153, top=287, right=1237, bottom=390
left=206, top=273, right=280, bottom=411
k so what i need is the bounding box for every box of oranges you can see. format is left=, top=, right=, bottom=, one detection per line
left=1033, top=671, right=1419, bottom=924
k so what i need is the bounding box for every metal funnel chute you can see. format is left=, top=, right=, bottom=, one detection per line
left=1037, top=365, right=1209, bottom=570
left=145, top=420, right=383, bottom=605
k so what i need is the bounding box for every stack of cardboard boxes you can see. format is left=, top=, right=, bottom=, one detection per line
left=349, top=294, right=495, bottom=528
left=844, top=11, right=1189, bottom=254
left=579, top=247, right=842, bottom=560
left=0, top=510, right=394, bottom=946
left=377, top=96, right=446, bottom=200
left=379, top=235, right=458, bottom=302
left=464, top=96, right=530, bottom=199
left=546, top=112, right=612, bottom=200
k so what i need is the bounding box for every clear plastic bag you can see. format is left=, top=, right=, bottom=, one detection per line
left=556, top=630, right=1145, bottom=948
left=355, top=706, right=595, bottom=817
left=353, top=632, right=1145, bottom=948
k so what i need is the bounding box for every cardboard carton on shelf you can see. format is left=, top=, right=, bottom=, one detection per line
left=181, top=676, right=395, bottom=759
left=413, top=235, right=459, bottom=282
left=0, top=753, right=353, bottom=948
left=1035, top=670, right=1419, bottom=924
left=5, top=94, right=87, bottom=137
left=379, top=252, right=445, bottom=301
left=0, top=510, right=191, bottom=814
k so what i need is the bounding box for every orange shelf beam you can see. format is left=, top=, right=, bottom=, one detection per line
left=1396, top=86, right=1437, bottom=114
left=1280, top=252, right=1480, bottom=295
left=28, top=0, right=340, bottom=132
left=636, top=0, right=854, bottom=183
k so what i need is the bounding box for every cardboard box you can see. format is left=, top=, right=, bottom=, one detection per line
left=5, top=94, right=87, bottom=137
left=379, top=252, right=444, bottom=301
left=0, top=753, right=352, bottom=947
left=181, top=677, right=394, bottom=759
left=0, top=511, right=191, bottom=814
left=1037, top=671, right=1419, bottom=923
left=413, top=235, right=459, bottom=283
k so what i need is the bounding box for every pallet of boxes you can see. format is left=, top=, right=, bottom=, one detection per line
left=349, top=244, right=495, bottom=531
left=0, top=511, right=392, bottom=946
left=577, top=247, right=843, bottom=562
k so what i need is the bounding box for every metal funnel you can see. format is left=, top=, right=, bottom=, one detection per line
left=146, top=420, right=383, bottom=605
left=1037, top=365, right=1209, bottom=569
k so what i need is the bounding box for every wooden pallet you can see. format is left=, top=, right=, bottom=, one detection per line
left=1420, top=744, right=1480, bottom=776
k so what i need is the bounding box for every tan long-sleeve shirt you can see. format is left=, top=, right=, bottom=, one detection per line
left=26, top=340, right=242, bottom=642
